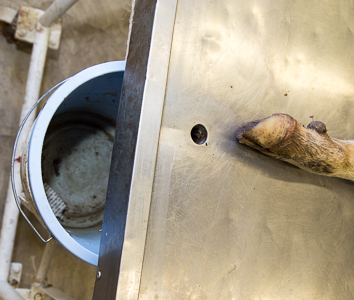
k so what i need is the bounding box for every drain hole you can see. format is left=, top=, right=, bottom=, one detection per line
left=191, top=124, right=208, bottom=145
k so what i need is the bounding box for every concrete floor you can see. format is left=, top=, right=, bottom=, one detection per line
left=0, top=0, right=130, bottom=298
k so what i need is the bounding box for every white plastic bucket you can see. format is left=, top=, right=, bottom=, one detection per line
left=19, top=61, right=125, bottom=266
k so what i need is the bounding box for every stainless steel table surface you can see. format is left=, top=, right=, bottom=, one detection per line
left=117, top=0, right=354, bottom=299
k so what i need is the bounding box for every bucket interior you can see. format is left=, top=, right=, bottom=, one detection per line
left=28, top=65, right=125, bottom=265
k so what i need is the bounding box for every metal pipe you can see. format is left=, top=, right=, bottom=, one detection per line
left=0, top=6, right=17, bottom=24
left=35, top=240, right=56, bottom=283
left=0, top=193, right=22, bottom=300
left=39, top=0, right=79, bottom=27
left=0, top=281, right=23, bottom=300
left=0, top=0, right=80, bottom=297
left=0, top=182, right=20, bottom=283
left=0, top=23, right=50, bottom=300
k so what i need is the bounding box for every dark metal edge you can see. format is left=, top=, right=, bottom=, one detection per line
left=92, top=1, right=157, bottom=299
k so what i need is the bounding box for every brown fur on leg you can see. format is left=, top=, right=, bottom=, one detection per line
left=236, top=114, right=354, bottom=181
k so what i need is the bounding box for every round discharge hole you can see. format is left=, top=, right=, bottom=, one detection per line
left=191, top=124, right=208, bottom=145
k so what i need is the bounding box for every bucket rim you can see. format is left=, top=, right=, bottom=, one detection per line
left=27, top=60, right=126, bottom=266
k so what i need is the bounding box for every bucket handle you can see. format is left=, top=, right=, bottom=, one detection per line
left=11, top=79, right=70, bottom=243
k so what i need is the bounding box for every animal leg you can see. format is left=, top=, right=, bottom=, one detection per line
left=236, top=113, right=354, bottom=181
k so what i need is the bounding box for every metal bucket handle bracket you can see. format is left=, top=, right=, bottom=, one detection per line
left=11, top=79, right=70, bottom=243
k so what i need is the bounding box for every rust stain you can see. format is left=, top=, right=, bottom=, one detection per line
left=53, top=157, right=61, bottom=176
left=15, top=156, right=21, bottom=163
left=103, top=92, right=118, bottom=97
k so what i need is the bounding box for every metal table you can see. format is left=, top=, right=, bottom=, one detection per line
left=94, top=0, right=354, bottom=299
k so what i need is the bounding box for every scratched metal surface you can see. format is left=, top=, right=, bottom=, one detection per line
left=138, top=0, right=354, bottom=299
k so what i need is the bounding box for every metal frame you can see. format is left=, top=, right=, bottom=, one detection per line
left=116, top=1, right=178, bottom=298
left=0, top=1, right=79, bottom=299
left=96, top=0, right=354, bottom=299
left=92, top=0, right=159, bottom=299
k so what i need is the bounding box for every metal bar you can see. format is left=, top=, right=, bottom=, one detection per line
left=115, top=0, right=178, bottom=299
left=0, top=22, right=50, bottom=300
left=35, top=240, right=56, bottom=283
left=0, top=1, right=78, bottom=299
left=0, top=281, right=23, bottom=300
left=39, top=0, right=79, bottom=27
left=0, top=6, right=17, bottom=24
left=33, top=283, right=74, bottom=300
left=92, top=0, right=157, bottom=299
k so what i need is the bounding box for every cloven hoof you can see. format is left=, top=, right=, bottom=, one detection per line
left=236, top=113, right=354, bottom=181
